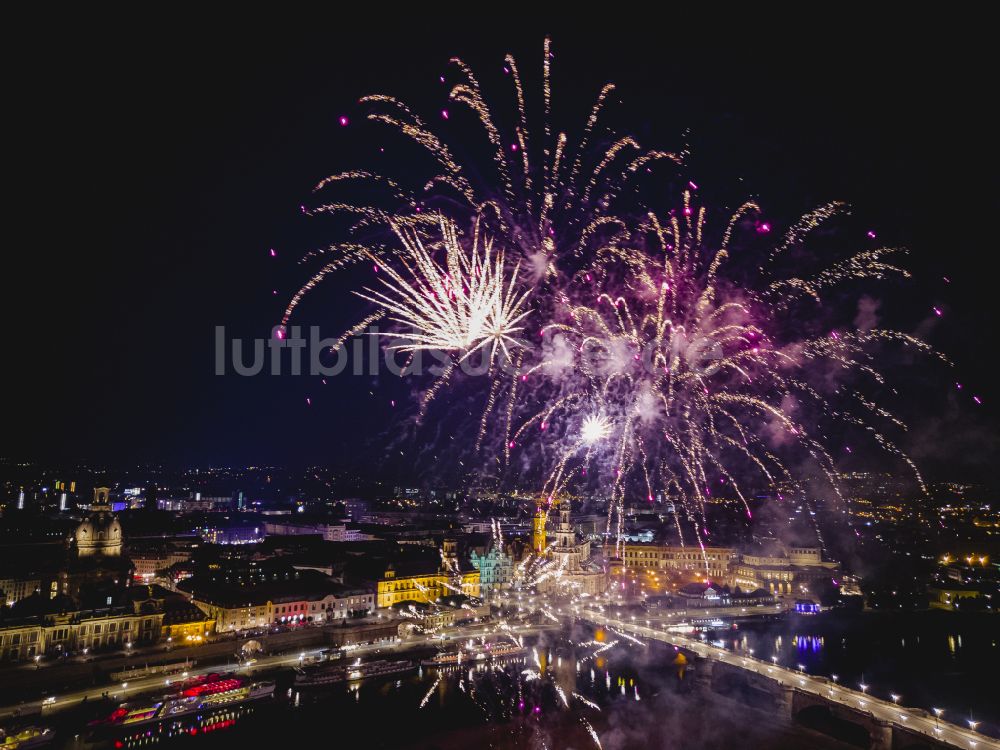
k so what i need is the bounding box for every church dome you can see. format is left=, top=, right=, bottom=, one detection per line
left=73, top=488, right=123, bottom=557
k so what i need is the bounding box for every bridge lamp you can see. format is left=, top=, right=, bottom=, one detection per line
left=797, top=663, right=806, bottom=672
left=890, top=693, right=900, bottom=703
left=859, top=682, right=868, bottom=694
left=831, top=674, right=838, bottom=683
left=771, top=656, right=778, bottom=664
left=968, top=719, right=979, bottom=731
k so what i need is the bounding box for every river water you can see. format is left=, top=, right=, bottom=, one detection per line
left=38, top=610, right=999, bottom=748
left=699, top=609, right=998, bottom=734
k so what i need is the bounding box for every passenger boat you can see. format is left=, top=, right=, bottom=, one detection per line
left=482, top=642, right=528, bottom=659
left=421, top=641, right=527, bottom=667
left=293, top=659, right=416, bottom=687
left=0, top=726, right=55, bottom=750
left=420, top=649, right=478, bottom=667
left=88, top=675, right=275, bottom=744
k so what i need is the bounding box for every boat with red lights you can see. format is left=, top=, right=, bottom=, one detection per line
left=87, top=674, right=274, bottom=745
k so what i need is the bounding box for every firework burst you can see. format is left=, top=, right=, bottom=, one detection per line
left=356, top=216, right=531, bottom=367
left=284, top=38, right=946, bottom=557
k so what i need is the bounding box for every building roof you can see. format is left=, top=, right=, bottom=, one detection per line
left=678, top=582, right=717, bottom=596
left=179, top=570, right=370, bottom=608
left=162, top=600, right=213, bottom=625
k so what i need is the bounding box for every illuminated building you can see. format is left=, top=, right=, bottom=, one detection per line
left=198, top=523, right=264, bottom=545
left=263, top=519, right=373, bottom=542
left=131, top=546, right=193, bottom=583
left=927, top=583, right=985, bottom=611
left=59, top=488, right=133, bottom=603
left=157, top=493, right=231, bottom=512
left=674, top=581, right=776, bottom=608
left=0, top=576, right=42, bottom=607
left=620, top=544, right=736, bottom=581
left=730, top=542, right=840, bottom=596
left=532, top=506, right=548, bottom=554
left=535, top=500, right=606, bottom=596
left=182, top=575, right=375, bottom=633
left=0, top=604, right=160, bottom=662
left=376, top=539, right=480, bottom=608
left=72, top=488, right=123, bottom=558
left=550, top=500, right=590, bottom=569
left=160, top=605, right=215, bottom=644
left=0, top=584, right=210, bottom=661
left=470, top=545, right=513, bottom=599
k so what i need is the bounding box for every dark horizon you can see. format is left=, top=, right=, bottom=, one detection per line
left=4, top=21, right=997, bottom=484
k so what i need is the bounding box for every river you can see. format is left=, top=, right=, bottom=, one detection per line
left=30, top=610, right=1000, bottom=748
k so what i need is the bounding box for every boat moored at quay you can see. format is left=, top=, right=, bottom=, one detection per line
left=293, top=659, right=417, bottom=688
left=87, top=675, right=275, bottom=745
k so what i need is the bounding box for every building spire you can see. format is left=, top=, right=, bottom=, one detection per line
left=92, top=487, right=112, bottom=511
left=532, top=504, right=547, bottom=555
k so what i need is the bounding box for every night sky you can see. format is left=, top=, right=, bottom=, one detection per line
left=4, top=21, right=997, bottom=481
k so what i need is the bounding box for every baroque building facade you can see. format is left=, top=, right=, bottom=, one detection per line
left=535, top=501, right=606, bottom=597
left=376, top=540, right=480, bottom=608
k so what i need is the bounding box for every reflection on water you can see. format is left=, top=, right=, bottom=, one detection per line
left=699, top=610, right=997, bottom=725
left=66, top=613, right=997, bottom=748
left=77, top=637, right=675, bottom=750
left=91, top=705, right=260, bottom=749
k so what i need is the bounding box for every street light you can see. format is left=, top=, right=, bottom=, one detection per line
left=891, top=693, right=900, bottom=704
left=859, top=682, right=868, bottom=694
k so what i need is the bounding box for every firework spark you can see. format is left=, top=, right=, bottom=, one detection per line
left=580, top=415, right=612, bottom=445
left=356, top=216, right=531, bottom=367
left=285, top=37, right=946, bottom=559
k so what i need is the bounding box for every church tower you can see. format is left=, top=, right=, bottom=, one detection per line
left=532, top=505, right=548, bottom=554
left=555, top=499, right=575, bottom=550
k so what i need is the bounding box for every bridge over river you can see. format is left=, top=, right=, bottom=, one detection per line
left=577, top=608, right=998, bottom=750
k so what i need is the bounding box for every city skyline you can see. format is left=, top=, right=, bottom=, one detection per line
left=3, top=18, right=999, bottom=750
